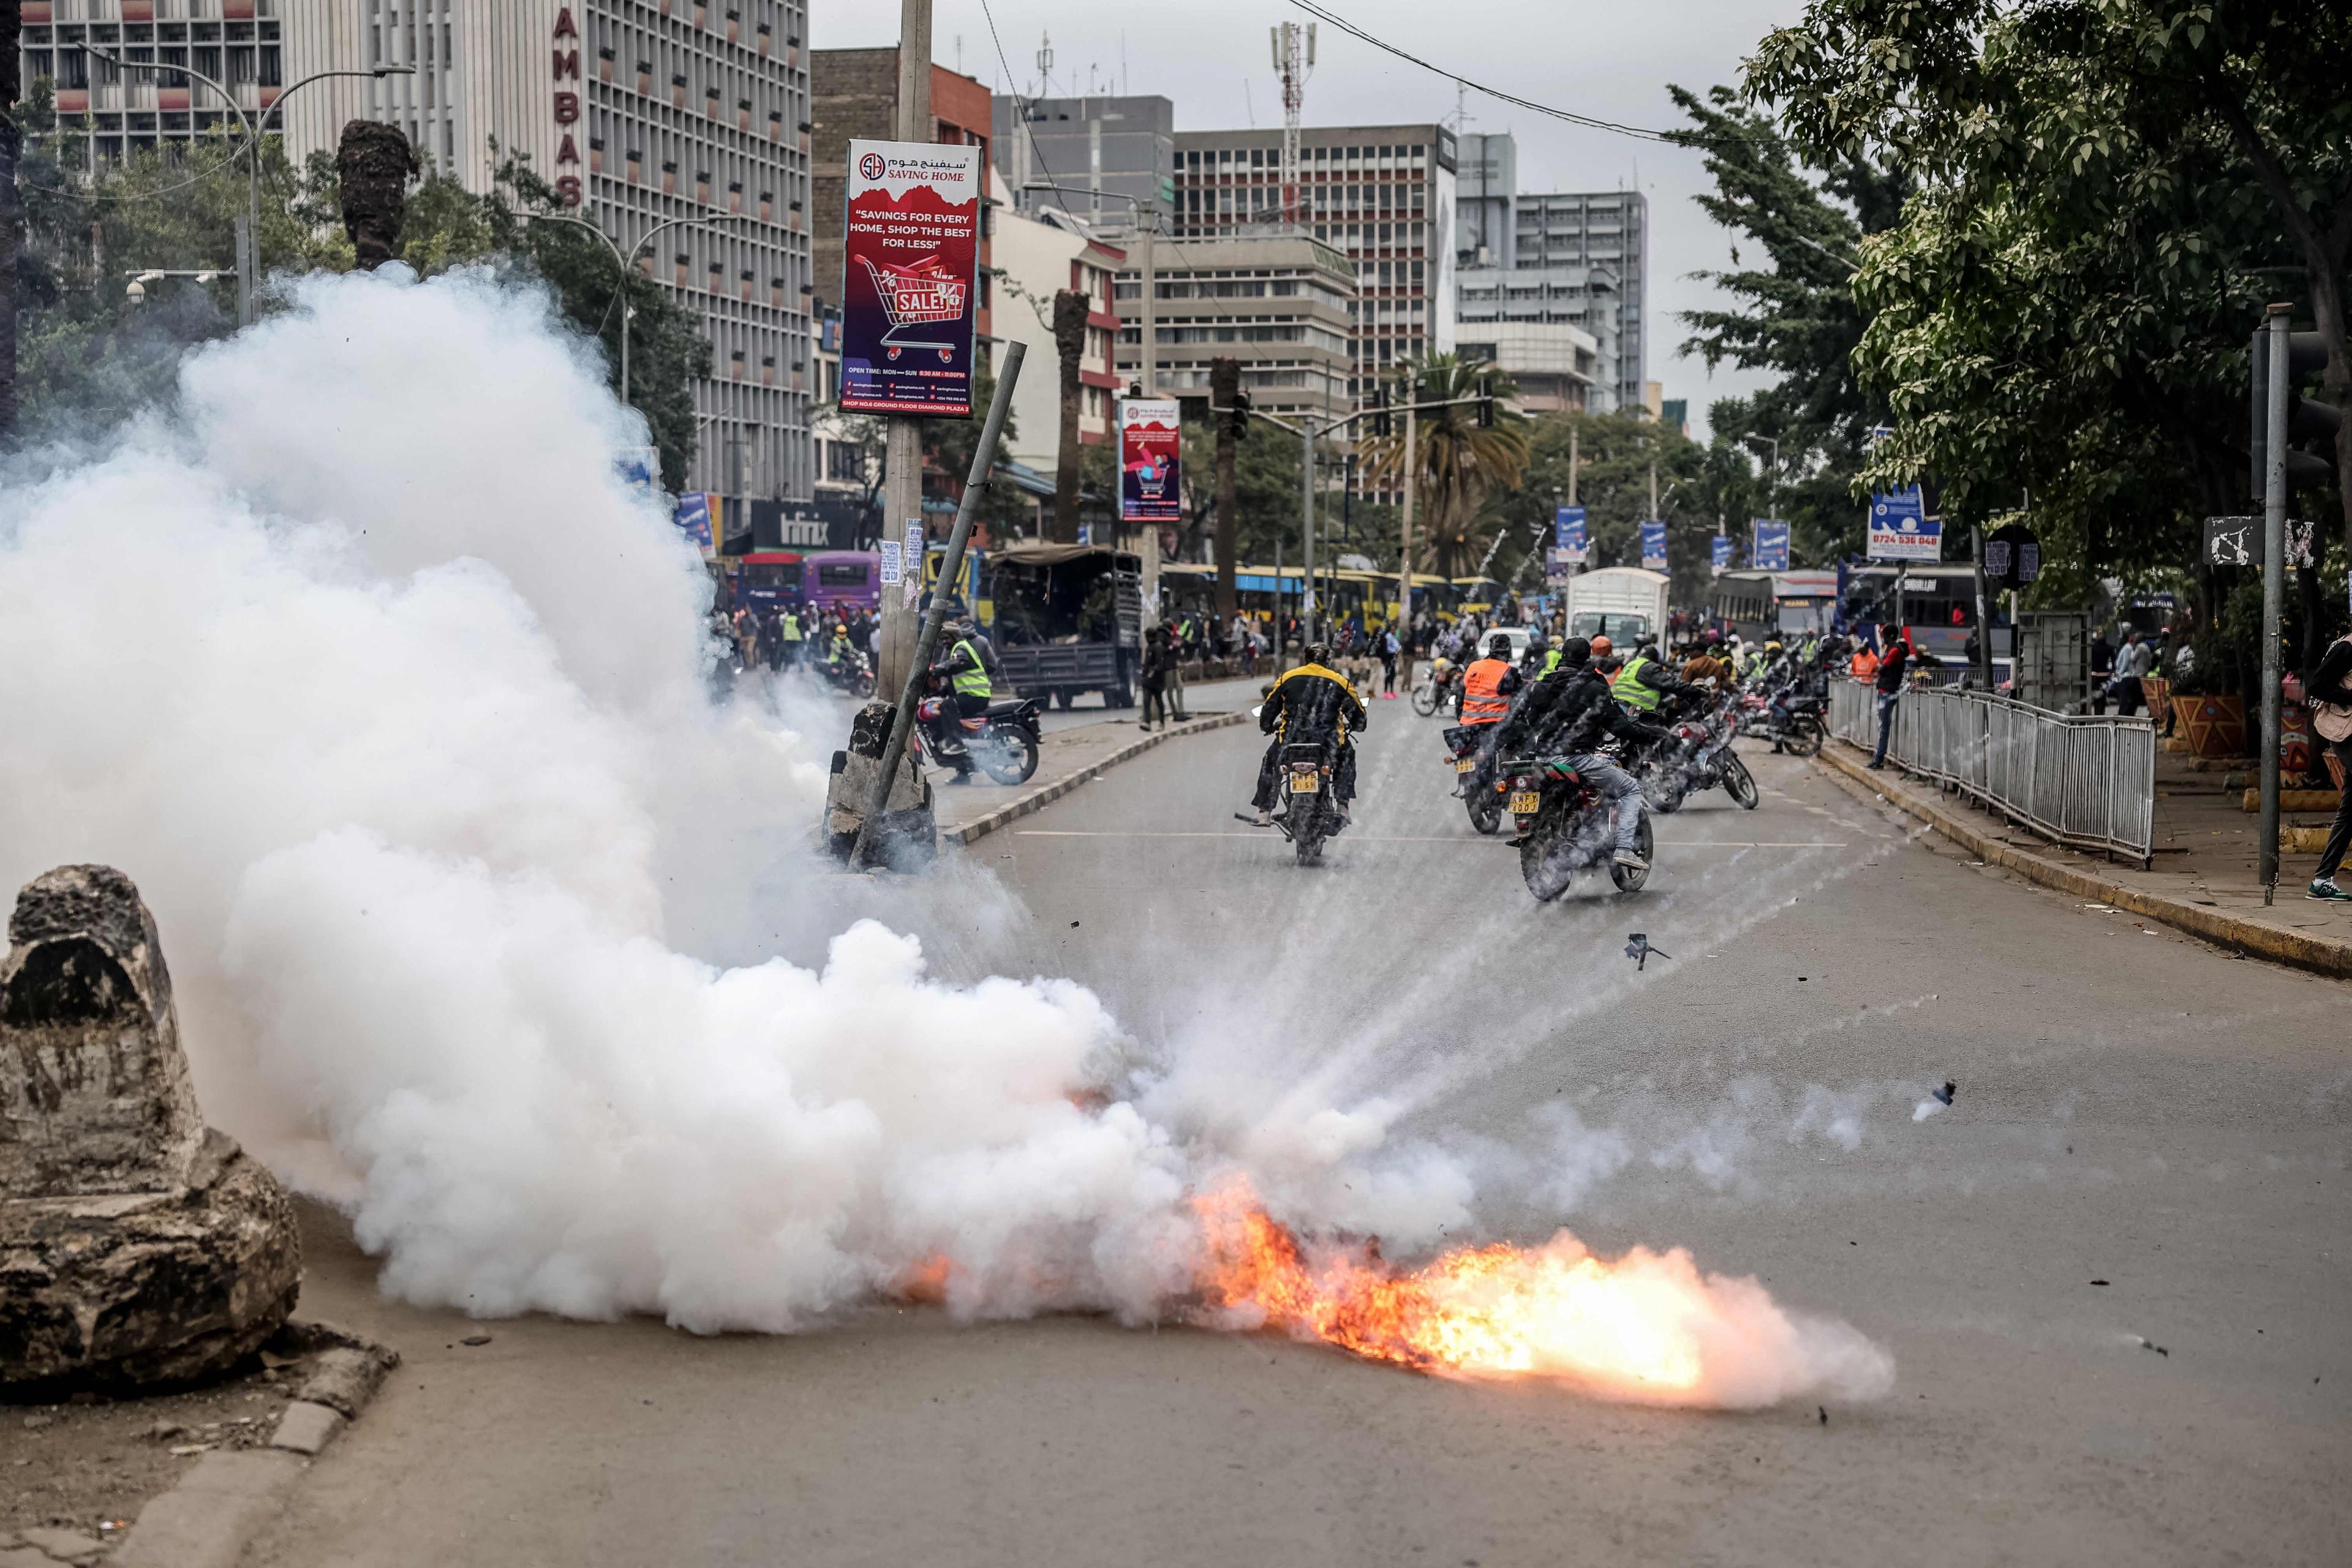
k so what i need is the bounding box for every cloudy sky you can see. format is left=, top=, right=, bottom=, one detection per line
left=820, top=0, right=1809, bottom=438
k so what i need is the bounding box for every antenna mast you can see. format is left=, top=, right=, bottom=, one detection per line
left=1270, top=21, right=1314, bottom=227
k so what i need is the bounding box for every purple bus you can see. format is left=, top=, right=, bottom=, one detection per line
left=803, top=551, right=880, bottom=613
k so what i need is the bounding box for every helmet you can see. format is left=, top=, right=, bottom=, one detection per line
left=1487, top=635, right=1513, bottom=657
left=1558, top=637, right=1592, bottom=668
left=1765, top=639, right=1784, bottom=655
left=1588, top=635, right=1613, bottom=660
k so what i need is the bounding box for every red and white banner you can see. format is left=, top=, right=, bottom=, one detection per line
left=840, top=140, right=981, bottom=418
left=1118, top=398, right=1181, bottom=524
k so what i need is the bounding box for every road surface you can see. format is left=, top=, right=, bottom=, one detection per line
left=246, top=707, right=2350, bottom=1568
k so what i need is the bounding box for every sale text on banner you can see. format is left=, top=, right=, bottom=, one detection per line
left=840, top=140, right=981, bottom=417
left=1118, top=398, right=1182, bottom=523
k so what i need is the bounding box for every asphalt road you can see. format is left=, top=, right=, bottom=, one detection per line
left=246, top=707, right=2349, bottom=1568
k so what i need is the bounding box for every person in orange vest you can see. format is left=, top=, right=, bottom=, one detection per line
left=1456, top=633, right=1524, bottom=799
left=1850, top=641, right=1881, bottom=680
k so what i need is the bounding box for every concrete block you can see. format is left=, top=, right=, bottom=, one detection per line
left=113, top=1450, right=304, bottom=1568
left=270, top=1399, right=344, bottom=1455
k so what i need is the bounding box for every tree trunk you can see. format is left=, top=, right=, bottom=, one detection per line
left=1050, top=288, right=1088, bottom=544
left=1210, top=356, right=1240, bottom=621
left=1, top=0, right=24, bottom=441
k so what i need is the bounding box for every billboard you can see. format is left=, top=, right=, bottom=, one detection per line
left=1638, top=519, right=1668, bottom=571
left=1711, top=534, right=1732, bottom=576
left=1548, top=505, right=1587, bottom=583
left=1866, top=488, right=1942, bottom=562
left=1118, top=398, right=1182, bottom=524
left=673, top=492, right=712, bottom=550
left=840, top=139, right=982, bottom=417
left=1752, top=519, right=1791, bottom=571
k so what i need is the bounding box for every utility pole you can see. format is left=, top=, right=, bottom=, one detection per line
left=1210, top=357, right=1240, bottom=622
left=2259, top=303, right=2290, bottom=903
left=1136, top=203, right=1156, bottom=396
left=1398, top=405, right=1417, bottom=636
left=1301, top=418, right=1317, bottom=644
left=875, top=0, right=933, bottom=698
left=1971, top=523, right=1994, bottom=691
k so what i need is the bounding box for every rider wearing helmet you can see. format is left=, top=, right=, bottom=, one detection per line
left=923, top=615, right=996, bottom=781
left=1251, top=642, right=1369, bottom=826
left=1460, top=633, right=1523, bottom=729
left=1498, top=637, right=1672, bottom=872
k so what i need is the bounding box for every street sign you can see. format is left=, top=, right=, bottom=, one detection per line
left=1866, top=488, right=1942, bottom=561
left=840, top=139, right=982, bottom=417
left=1638, top=519, right=1668, bottom=571
left=1711, top=534, right=1732, bottom=577
left=1985, top=521, right=2040, bottom=589
left=1117, top=398, right=1182, bottom=524
left=2204, top=515, right=2315, bottom=569
left=1752, top=519, right=1790, bottom=571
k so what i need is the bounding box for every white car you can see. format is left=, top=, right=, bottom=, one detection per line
left=1461, top=625, right=1536, bottom=664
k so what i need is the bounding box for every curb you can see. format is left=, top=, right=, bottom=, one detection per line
left=942, top=712, right=1252, bottom=848
left=111, top=1321, right=398, bottom=1568
left=1814, top=742, right=2352, bottom=980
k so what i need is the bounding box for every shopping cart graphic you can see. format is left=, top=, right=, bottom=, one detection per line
left=856, top=252, right=967, bottom=363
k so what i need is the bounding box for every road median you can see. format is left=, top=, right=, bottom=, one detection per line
left=1814, top=739, right=2352, bottom=979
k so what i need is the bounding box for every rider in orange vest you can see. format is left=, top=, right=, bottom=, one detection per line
left=1460, top=634, right=1521, bottom=726
left=1849, top=643, right=1881, bottom=680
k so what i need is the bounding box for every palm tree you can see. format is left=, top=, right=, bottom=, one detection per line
left=1357, top=352, right=1532, bottom=579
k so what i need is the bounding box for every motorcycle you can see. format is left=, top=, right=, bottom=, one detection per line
left=1236, top=739, right=1343, bottom=864
left=916, top=685, right=1042, bottom=785
left=1635, top=708, right=1760, bottom=814
left=1498, top=752, right=1654, bottom=901
left=821, top=649, right=878, bottom=700
left=1735, top=682, right=1826, bottom=757
left=1411, top=656, right=1461, bottom=718
left=1442, top=722, right=1505, bottom=834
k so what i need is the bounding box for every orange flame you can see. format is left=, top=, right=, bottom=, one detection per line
left=1191, top=1185, right=1714, bottom=1398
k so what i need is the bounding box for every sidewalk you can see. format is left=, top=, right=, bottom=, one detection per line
left=1816, top=738, right=2352, bottom=978
left=929, top=709, right=1250, bottom=847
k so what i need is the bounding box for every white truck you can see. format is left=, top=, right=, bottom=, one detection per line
left=1562, top=567, right=1671, bottom=649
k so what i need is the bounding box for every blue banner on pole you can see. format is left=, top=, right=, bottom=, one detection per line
left=1554, top=505, right=1587, bottom=559
left=1711, top=534, right=1732, bottom=576
left=1638, top=518, right=1668, bottom=571
left=673, top=492, right=713, bottom=549
left=1752, top=519, right=1790, bottom=571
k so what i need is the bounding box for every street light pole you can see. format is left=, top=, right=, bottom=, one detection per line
left=83, top=49, right=413, bottom=326
left=527, top=210, right=756, bottom=408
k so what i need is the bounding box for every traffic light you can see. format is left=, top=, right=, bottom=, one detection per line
left=1371, top=384, right=1390, bottom=438
left=1229, top=389, right=1252, bottom=438
left=2250, top=325, right=2339, bottom=500
left=1476, top=373, right=1496, bottom=429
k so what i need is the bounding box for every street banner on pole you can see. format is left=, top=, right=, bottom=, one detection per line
left=1118, top=398, right=1182, bottom=524
left=1638, top=519, right=1668, bottom=571
left=1548, top=505, right=1587, bottom=584
left=840, top=139, right=981, bottom=417
left=1866, top=488, right=1942, bottom=561
left=616, top=447, right=660, bottom=501
left=672, top=491, right=712, bottom=549
left=1752, top=519, right=1791, bottom=571
left=1711, top=534, right=1732, bottom=576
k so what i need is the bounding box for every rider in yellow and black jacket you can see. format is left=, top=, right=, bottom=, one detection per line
left=1250, top=644, right=1369, bottom=824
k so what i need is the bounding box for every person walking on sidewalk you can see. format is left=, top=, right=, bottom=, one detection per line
left=1140, top=627, right=1172, bottom=732
left=1869, top=624, right=1910, bottom=770
left=2303, top=630, right=2352, bottom=900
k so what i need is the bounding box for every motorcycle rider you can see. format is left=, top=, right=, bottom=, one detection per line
left=1454, top=633, right=1523, bottom=797
left=924, top=616, right=996, bottom=783
left=1498, top=637, right=1672, bottom=872
left=1250, top=641, right=1368, bottom=827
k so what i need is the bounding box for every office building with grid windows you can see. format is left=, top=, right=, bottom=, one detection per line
left=1169, top=124, right=1456, bottom=405
left=17, top=0, right=816, bottom=503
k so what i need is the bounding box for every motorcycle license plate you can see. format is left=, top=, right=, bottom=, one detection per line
left=1454, top=757, right=1476, bottom=774
left=1289, top=772, right=1321, bottom=794
left=1507, top=790, right=1541, bottom=815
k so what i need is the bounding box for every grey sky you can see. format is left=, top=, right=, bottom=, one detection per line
left=818, top=0, right=1807, bottom=439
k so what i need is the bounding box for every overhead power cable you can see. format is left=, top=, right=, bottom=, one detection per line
left=1284, top=0, right=1675, bottom=143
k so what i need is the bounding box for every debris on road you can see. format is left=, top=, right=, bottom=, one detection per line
left=2137, top=1336, right=2169, bottom=1357
left=1913, top=1081, right=1956, bottom=1121
left=1624, top=933, right=1671, bottom=970
left=461, top=1334, right=493, bottom=1347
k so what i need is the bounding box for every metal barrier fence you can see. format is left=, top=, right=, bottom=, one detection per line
left=1828, top=679, right=2155, bottom=864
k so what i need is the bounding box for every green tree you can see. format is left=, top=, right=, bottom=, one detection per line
left=1178, top=412, right=1303, bottom=565
left=1356, top=351, right=1531, bottom=577
left=1481, top=409, right=1737, bottom=608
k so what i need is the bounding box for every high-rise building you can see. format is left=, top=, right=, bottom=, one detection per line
left=1448, top=133, right=1651, bottom=415
left=986, top=175, right=1126, bottom=484
left=1170, top=123, right=1456, bottom=403
left=991, top=93, right=1173, bottom=227
left=17, top=0, right=819, bottom=504
left=1454, top=262, right=1621, bottom=413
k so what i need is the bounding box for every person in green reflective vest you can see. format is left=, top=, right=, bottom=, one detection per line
left=924, top=619, right=996, bottom=782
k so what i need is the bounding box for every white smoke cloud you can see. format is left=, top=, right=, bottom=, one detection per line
left=0, top=268, right=1890, bottom=1405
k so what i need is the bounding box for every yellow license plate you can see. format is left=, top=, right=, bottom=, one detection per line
left=1454, top=757, right=1475, bottom=773
left=1508, top=790, right=1541, bottom=814
left=1289, top=772, right=1321, bottom=793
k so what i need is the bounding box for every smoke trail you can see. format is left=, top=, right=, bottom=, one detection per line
left=0, top=268, right=1888, bottom=1404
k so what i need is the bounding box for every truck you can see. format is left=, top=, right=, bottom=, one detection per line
left=981, top=543, right=1143, bottom=710
left=1562, top=567, right=1671, bottom=649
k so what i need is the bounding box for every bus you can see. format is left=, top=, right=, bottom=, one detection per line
left=1709, top=569, right=1840, bottom=646
left=733, top=552, right=804, bottom=617
left=1840, top=563, right=1987, bottom=663
left=803, top=551, right=880, bottom=613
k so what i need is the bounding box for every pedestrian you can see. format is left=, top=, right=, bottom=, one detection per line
left=2106, top=630, right=2153, bottom=717
left=1166, top=625, right=1190, bottom=721
left=1868, top=622, right=1909, bottom=770
left=1139, top=627, right=1170, bottom=731
left=780, top=605, right=805, bottom=669
left=1380, top=625, right=1400, bottom=696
